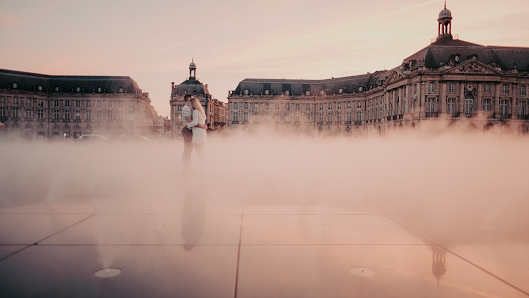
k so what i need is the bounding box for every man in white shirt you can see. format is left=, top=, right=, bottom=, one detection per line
left=182, top=94, right=206, bottom=164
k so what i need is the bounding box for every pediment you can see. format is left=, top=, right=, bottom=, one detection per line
left=444, top=60, right=502, bottom=75
left=385, top=70, right=406, bottom=85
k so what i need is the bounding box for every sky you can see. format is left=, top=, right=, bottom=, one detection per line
left=1, top=0, right=528, bottom=117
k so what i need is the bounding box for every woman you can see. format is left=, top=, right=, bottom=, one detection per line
left=186, top=97, right=207, bottom=160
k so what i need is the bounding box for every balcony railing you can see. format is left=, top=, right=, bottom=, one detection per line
left=231, top=121, right=239, bottom=124
left=354, top=121, right=362, bottom=125
left=500, top=114, right=512, bottom=120
left=425, top=112, right=438, bottom=118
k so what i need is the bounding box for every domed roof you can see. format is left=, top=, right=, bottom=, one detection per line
left=189, top=61, right=196, bottom=70
left=438, top=8, right=452, bottom=20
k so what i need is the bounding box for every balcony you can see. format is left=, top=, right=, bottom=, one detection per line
left=354, top=121, right=362, bottom=125
left=500, top=114, right=512, bottom=120
left=231, top=121, right=239, bottom=124
left=518, top=115, right=529, bottom=120
left=464, top=113, right=473, bottom=118
left=425, top=112, right=438, bottom=118
left=387, top=116, right=391, bottom=121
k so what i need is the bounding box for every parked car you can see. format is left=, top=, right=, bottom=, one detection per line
left=77, top=134, right=109, bottom=142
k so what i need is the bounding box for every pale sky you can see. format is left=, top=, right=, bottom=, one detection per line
left=1, top=0, right=528, bottom=116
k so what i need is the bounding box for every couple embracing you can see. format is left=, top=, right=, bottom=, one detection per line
left=181, top=94, right=207, bottom=168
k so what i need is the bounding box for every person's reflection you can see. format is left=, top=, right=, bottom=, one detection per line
left=181, top=179, right=206, bottom=251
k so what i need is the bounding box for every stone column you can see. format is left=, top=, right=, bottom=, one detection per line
left=512, top=83, right=517, bottom=120
left=441, top=81, right=446, bottom=115
left=460, top=82, right=465, bottom=116
left=417, top=82, right=423, bottom=118
left=495, top=83, right=501, bottom=118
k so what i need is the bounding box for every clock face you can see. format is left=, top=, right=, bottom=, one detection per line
left=467, top=84, right=474, bottom=91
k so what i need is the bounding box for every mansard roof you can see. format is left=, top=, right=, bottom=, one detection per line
left=173, top=78, right=210, bottom=97
left=404, top=39, right=529, bottom=71
left=0, top=68, right=141, bottom=93
left=232, top=71, right=389, bottom=96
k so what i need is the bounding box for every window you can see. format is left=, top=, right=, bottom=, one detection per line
left=265, top=103, right=269, bottom=110
left=337, top=112, right=342, bottom=122
left=13, top=97, right=19, bottom=105
left=76, top=87, right=81, bottom=92
left=254, top=103, right=259, bottom=110
left=244, top=103, right=248, bottom=110
left=11, top=107, right=19, bottom=118
left=427, top=98, right=435, bottom=114
left=414, top=84, right=417, bottom=94
left=518, top=101, right=526, bottom=116
left=118, top=110, right=123, bottom=120
left=129, top=101, right=133, bottom=108
left=337, top=103, right=342, bottom=109
left=108, top=110, right=113, bottom=120
left=233, top=103, right=238, bottom=110
left=483, top=99, right=491, bottom=112
left=98, top=87, right=102, bottom=93
left=75, top=110, right=80, bottom=120
left=274, top=113, right=280, bottom=122
left=275, top=104, right=279, bottom=110
left=0, top=97, right=4, bottom=104
left=128, top=111, right=134, bottom=120
left=295, top=114, right=300, bottom=123
left=86, top=110, right=91, bottom=120
left=97, top=110, right=102, bottom=120
left=319, top=114, right=323, bottom=123
left=328, top=103, right=332, bottom=110
left=285, top=90, right=290, bottom=96
left=327, top=112, right=332, bottom=122
left=12, top=83, right=18, bottom=89
left=97, top=101, right=102, bottom=108
left=38, top=109, right=43, bottom=119
left=53, top=110, right=59, bottom=120
left=347, top=102, right=351, bottom=109
left=296, top=104, right=300, bottom=110
left=65, top=110, right=70, bottom=120
left=449, top=83, right=456, bottom=93
left=85, top=100, right=90, bottom=108
left=286, top=103, right=290, bottom=110
left=305, top=113, right=310, bottom=122
left=177, top=106, right=182, bottom=111
left=306, top=104, right=310, bottom=110
left=118, top=101, right=123, bottom=108
left=448, top=99, right=456, bottom=114
left=0, top=107, right=5, bottom=118
left=502, top=84, right=509, bottom=94
left=428, top=82, right=436, bottom=93
left=233, top=112, right=239, bottom=122
left=484, top=84, right=491, bottom=94
left=118, top=87, right=123, bottom=93
left=108, top=101, right=113, bottom=108
left=520, top=86, right=527, bottom=96
left=464, top=98, right=474, bottom=116
left=500, top=100, right=508, bottom=115
left=356, top=112, right=361, bottom=122
left=65, top=100, right=70, bottom=107
left=264, top=90, right=269, bottom=95
left=356, top=102, right=361, bottom=108
left=347, top=112, right=351, bottom=122
left=319, top=104, right=323, bottom=110
left=305, top=90, right=310, bottom=96
left=25, top=108, right=31, bottom=118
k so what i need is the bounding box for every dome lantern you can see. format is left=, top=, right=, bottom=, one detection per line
left=437, top=1, right=453, bottom=40
left=189, top=59, right=197, bottom=80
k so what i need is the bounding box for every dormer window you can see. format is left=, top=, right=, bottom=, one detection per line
left=320, top=90, right=325, bottom=95
left=37, top=85, right=43, bottom=91
left=55, top=86, right=59, bottom=92
left=264, top=90, right=269, bottom=95
left=12, top=83, right=18, bottom=89
left=244, top=89, right=249, bottom=95
left=285, top=90, right=290, bottom=96
left=305, top=90, right=310, bottom=96
left=454, top=55, right=460, bottom=63
left=358, top=87, right=363, bottom=92
left=338, top=88, right=343, bottom=94
left=97, top=87, right=102, bottom=93
left=118, top=87, right=123, bottom=93
left=76, top=87, right=81, bottom=92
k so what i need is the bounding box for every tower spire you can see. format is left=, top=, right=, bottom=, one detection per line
left=444, top=0, right=446, bottom=9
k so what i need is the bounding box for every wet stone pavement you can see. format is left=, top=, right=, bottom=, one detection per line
left=1, top=183, right=529, bottom=298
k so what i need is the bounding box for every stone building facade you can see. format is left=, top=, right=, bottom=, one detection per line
left=170, top=61, right=228, bottom=137
left=0, top=69, right=160, bottom=139
left=227, top=6, right=529, bottom=136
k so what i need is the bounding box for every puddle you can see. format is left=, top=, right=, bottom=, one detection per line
left=350, top=267, right=376, bottom=277
left=94, top=268, right=122, bottom=278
